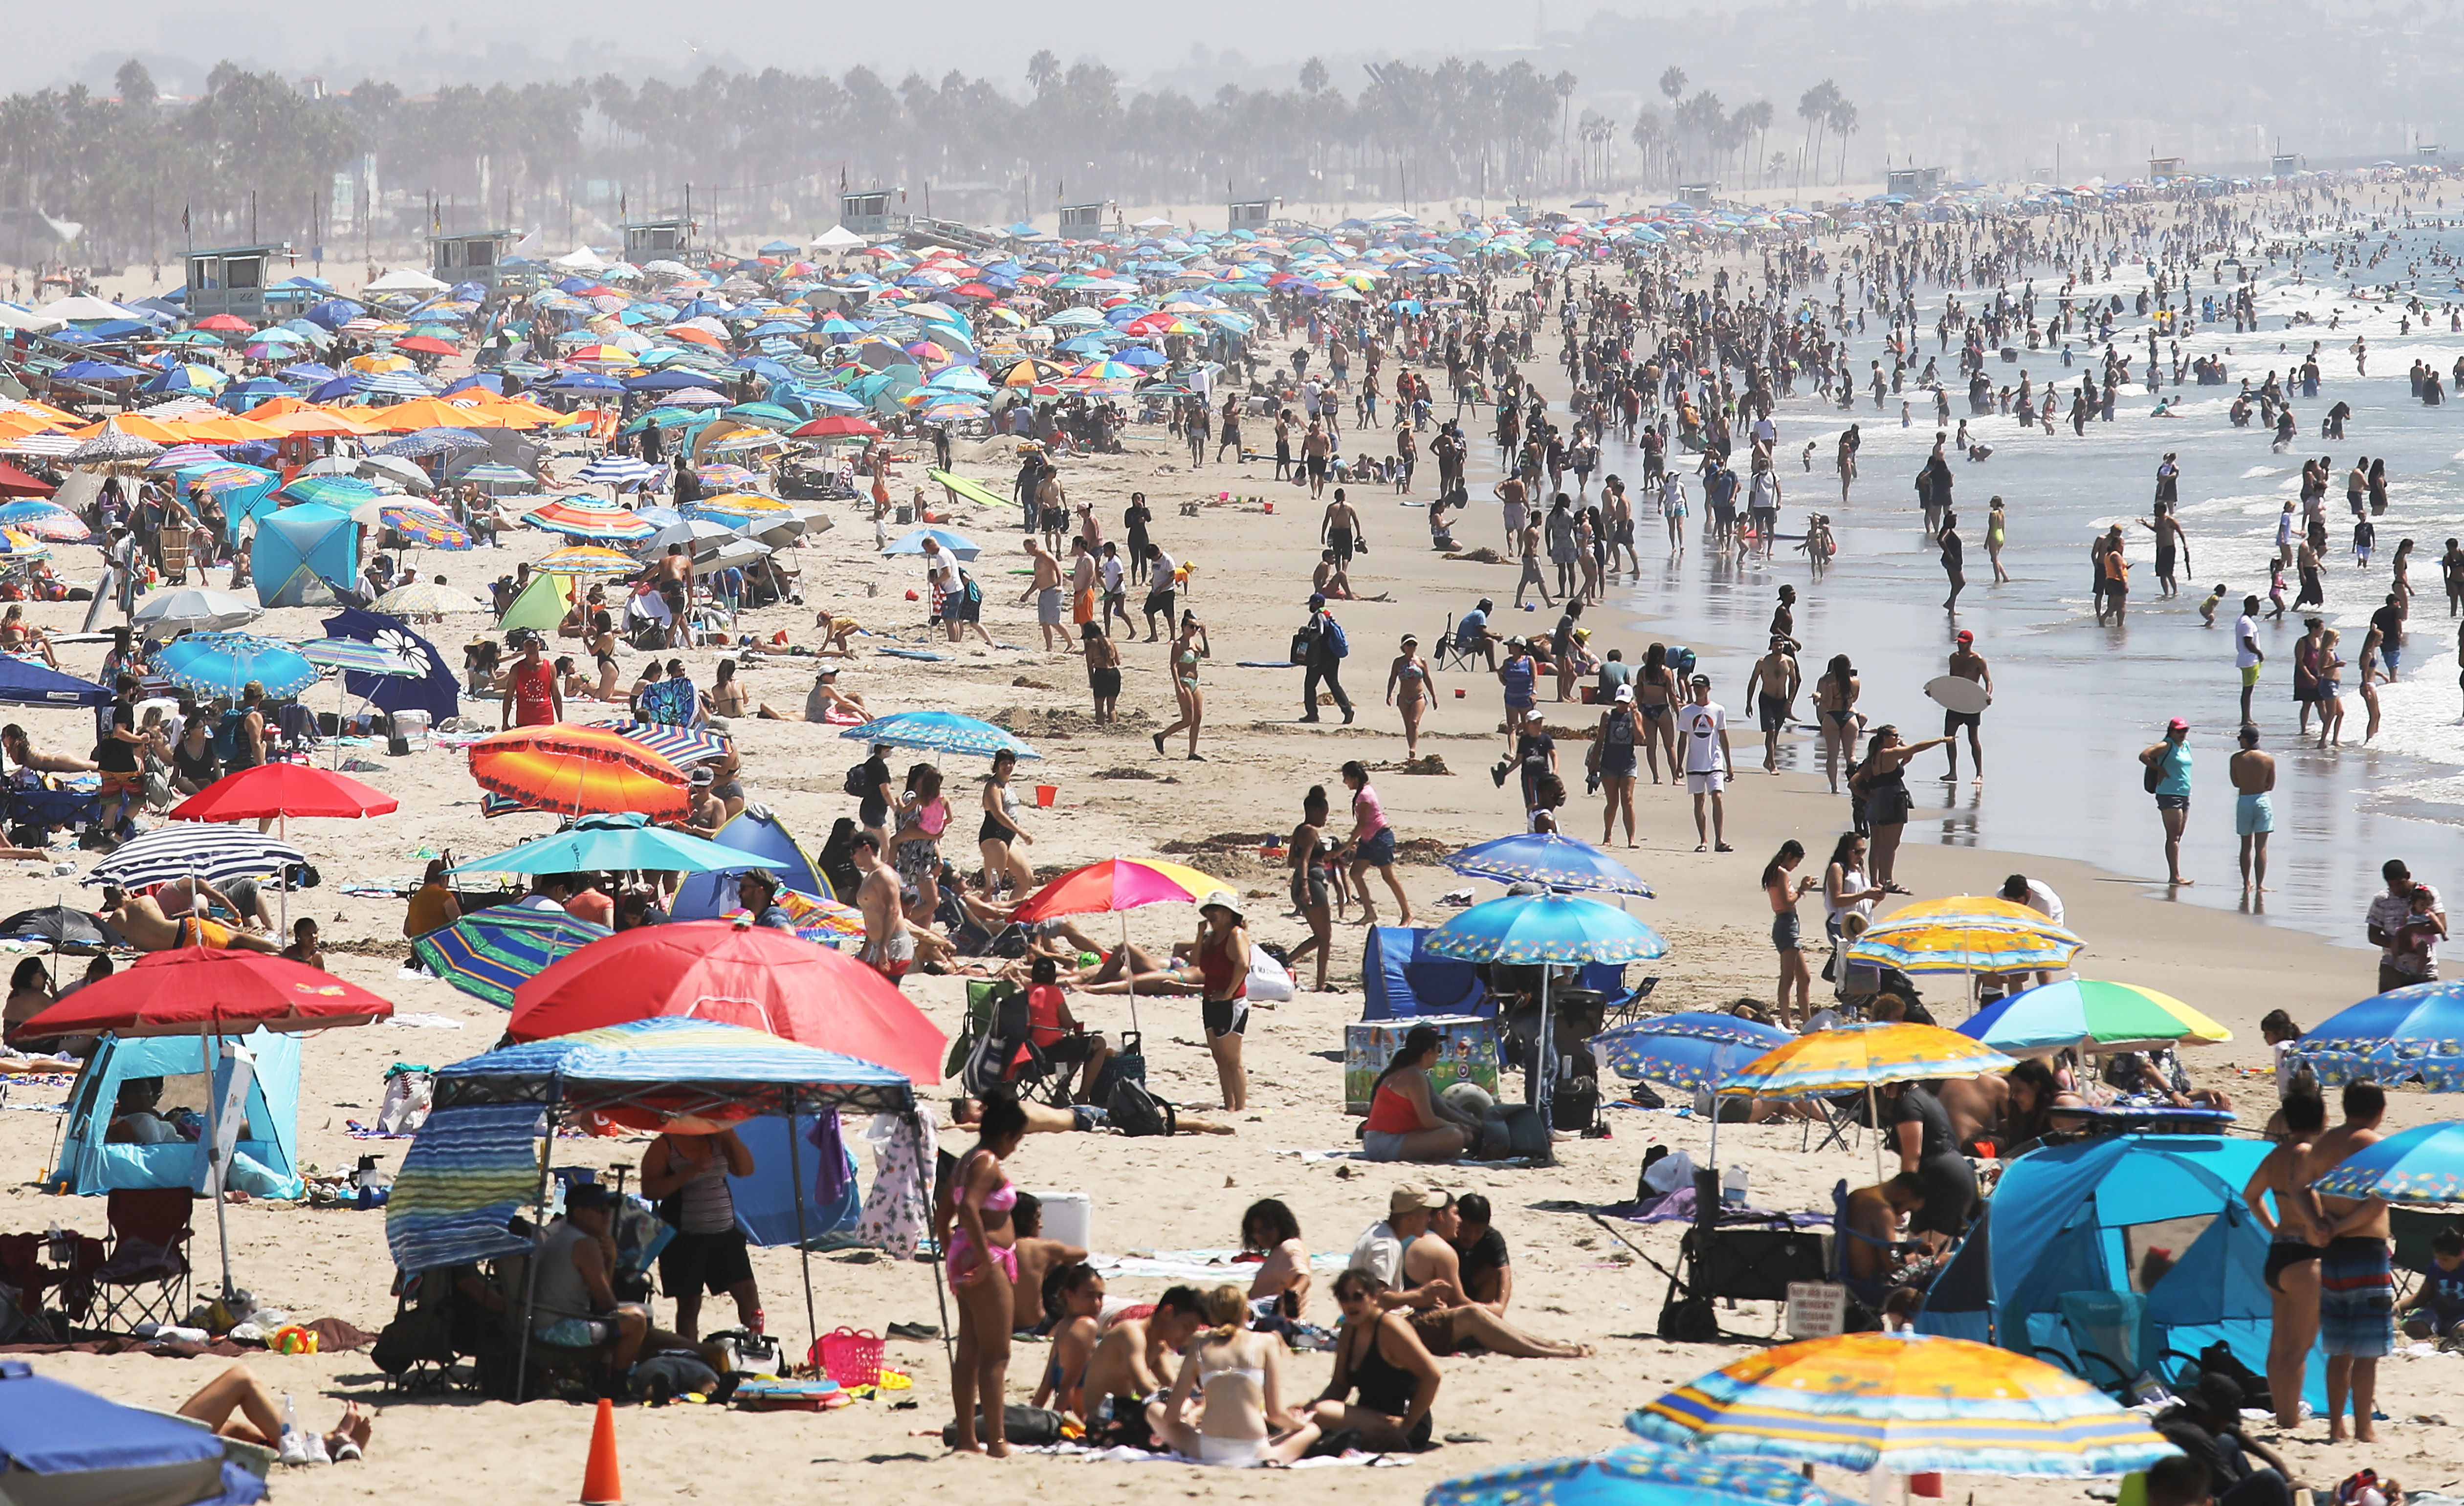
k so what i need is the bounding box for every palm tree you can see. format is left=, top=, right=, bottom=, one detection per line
left=1553, top=70, right=1577, bottom=178
left=1828, top=97, right=1858, bottom=186
left=1027, top=51, right=1060, bottom=96
left=1299, top=57, right=1328, bottom=95
left=1737, top=100, right=1773, bottom=187
left=1629, top=112, right=1664, bottom=189
left=1797, top=80, right=1839, bottom=194
left=1658, top=67, right=1686, bottom=107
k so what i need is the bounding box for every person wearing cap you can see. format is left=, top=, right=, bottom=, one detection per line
left=1298, top=592, right=1353, bottom=725
left=1676, top=674, right=1734, bottom=852
left=1744, top=634, right=1799, bottom=775
left=1942, top=631, right=1992, bottom=785
left=1348, top=1183, right=1451, bottom=1289
left=733, top=868, right=793, bottom=931
left=2140, top=718, right=2195, bottom=886
left=1593, top=682, right=1646, bottom=847
left=530, top=1181, right=721, bottom=1383
left=1498, top=707, right=1556, bottom=814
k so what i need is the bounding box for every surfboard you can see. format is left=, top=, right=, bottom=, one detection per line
left=1925, top=674, right=1990, bottom=715
left=929, top=469, right=1014, bottom=509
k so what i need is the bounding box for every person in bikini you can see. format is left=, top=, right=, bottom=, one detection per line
left=2243, top=1089, right=2326, bottom=1429
left=177, top=1363, right=374, bottom=1466
left=935, top=1093, right=1027, bottom=1455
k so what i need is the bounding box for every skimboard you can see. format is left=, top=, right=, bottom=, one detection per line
left=1925, top=674, right=1990, bottom=715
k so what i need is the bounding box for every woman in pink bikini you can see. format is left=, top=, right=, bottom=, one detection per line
left=936, top=1093, right=1029, bottom=1454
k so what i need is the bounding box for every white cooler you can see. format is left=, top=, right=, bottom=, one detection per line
left=1023, top=1189, right=1091, bottom=1250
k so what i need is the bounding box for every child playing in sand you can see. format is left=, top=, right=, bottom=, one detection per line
left=2400, top=1225, right=2464, bottom=1347
left=2200, top=583, right=2226, bottom=626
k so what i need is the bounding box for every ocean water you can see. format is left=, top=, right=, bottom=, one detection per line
left=1502, top=223, right=2464, bottom=952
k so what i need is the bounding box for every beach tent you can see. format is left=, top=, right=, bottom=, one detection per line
left=493, top=571, right=572, bottom=633
left=1917, top=1134, right=2320, bottom=1406
left=0, top=655, right=112, bottom=709
left=249, top=502, right=355, bottom=608
left=47, top=1028, right=304, bottom=1199
left=1361, top=926, right=1489, bottom=1019
left=0, top=1361, right=268, bottom=1506
left=669, top=808, right=823, bottom=921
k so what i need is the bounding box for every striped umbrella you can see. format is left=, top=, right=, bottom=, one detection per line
left=524, top=499, right=657, bottom=542
left=0, top=501, right=91, bottom=541
left=572, top=455, right=658, bottom=489
left=837, top=709, right=1039, bottom=760
left=1427, top=1443, right=1857, bottom=1506
left=1625, top=1331, right=2178, bottom=1478
left=299, top=637, right=423, bottom=676
left=377, top=504, right=471, bottom=549
left=85, top=825, right=308, bottom=890
left=534, top=545, right=641, bottom=577
left=723, top=889, right=864, bottom=946
left=1716, top=1023, right=2015, bottom=1099
left=413, top=907, right=613, bottom=1009
left=467, top=723, right=689, bottom=821
left=157, top=632, right=318, bottom=698
left=1848, top=896, right=2085, bottom=976
left=1958, top=979, right=2230, bottom=1056
left=586, top=717, right=730, bottom=766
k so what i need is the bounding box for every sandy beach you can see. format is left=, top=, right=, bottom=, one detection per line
left=2, top=206, right=2460, bottom=1506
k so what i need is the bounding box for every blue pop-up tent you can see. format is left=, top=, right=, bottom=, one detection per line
left=1918, top=1134, right=2321, bottom=1407
left=671, top=808, right=823, bottom=921
left=250, top=502, right=356, bottom=607
left=0, top=655, right=111, bottom=708
left=48, top=1028, right=304, bottom=1199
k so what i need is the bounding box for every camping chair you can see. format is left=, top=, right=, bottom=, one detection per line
left=480, top=1243, right=615, bottom=1403
left=1601, top=976, right=1662, bottom=1028
left=87, top=1187, right=193, bottom=1338
left=2025, top=1290, right=2201, bottom=1402
left=1431, top=612, right=1490, bottom=673
left=1803, top=1092, right=1864, bottom=1155
left=951, top=980, right=1075, bottom=1107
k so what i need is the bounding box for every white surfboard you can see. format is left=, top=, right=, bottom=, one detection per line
left=1926, top=674, right=1990, bottom=715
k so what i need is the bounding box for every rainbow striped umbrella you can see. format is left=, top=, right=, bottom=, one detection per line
left=379, top=503, right=471, bottom=549
left=535, top=545, right=641, bottom=576
left=1627, top=1332, right=2176, bottom=1477
left=1958, top=979, right=2229, bottom=1055
left=724, top=889, right=865, bottom=946
left=1716, top=1023, right=2015, bottom=1100
left=523, top=498, right=657, bottom=542
left=1848, top=896, right=2084, bottom=976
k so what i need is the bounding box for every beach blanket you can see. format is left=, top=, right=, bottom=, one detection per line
left=1595, top=1187, right=1831, bottom=1229
left=1013, top=1442, right=1416, bottom=1468
left=877, top=647, right=946, bottom=661
left=1089, top=1249, right=1350, bottom=1284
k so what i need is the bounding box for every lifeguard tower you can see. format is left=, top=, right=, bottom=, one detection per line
left=1885, top=166, right=1943, bottom=197
left=2148, top=156, right=2187, bottom=180
left=1057, top=201, right=1110, bottom=238
left=185, top=243, right=289, bottom=322
left=428, top=228, right=517, bottom=290
left=838, top=190, right=893, bottom=238
left=621, top=217, right=693, bottom=263
left=1228, top=198, right=1274, bottom=233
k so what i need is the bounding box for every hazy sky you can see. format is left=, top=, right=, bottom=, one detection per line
left=30, top=1, right=1548, bottom=100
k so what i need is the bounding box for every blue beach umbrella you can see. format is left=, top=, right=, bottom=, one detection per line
left=880, top=526, right=981, bottom=560
left=1591, top=1011, right=1790, bottom=1091
left=2310, top=1119, right=2464, bottom=1204
left=413, top=907, right=611, bottom=1010
left=1444, top=832, right=1652, bottom=896
left=2288, top=981, right=2464, bottom=1088
left=1426, top=1442, right=1856, bottom=1506
left=838, top=710, right=1038, bottom=761
left=157, top=632, right=318, bottom=698
left=448, top=811, right=794, bottom=879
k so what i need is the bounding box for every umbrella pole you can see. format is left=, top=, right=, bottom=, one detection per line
left=199, top=1025, right=237, bottom=1300
left=1868, top=1079, right=1884, bottom=1184
left=1535, top=966, right=1555, bottom=1164
left=515, top=1107, right=556, bottom=1402
left=915, top=1111, right=957, bottom=1375
left=1118, top=889, right=1139, bottom=1038
left=277, top=815, right=288, bottom=937
left=785, top=1097, right=819, bottom=1366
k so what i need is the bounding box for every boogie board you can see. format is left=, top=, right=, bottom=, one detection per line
left=1925, top=674, right=1991, bottom=715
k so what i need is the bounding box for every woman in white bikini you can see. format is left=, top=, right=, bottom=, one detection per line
left=1146, top=1284, right=1319, bottom=1466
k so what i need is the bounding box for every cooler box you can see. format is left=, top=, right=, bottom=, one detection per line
left=1022, top=1189, right=1091, bottom=1250
left=1344, top=1015, right=1499, bottom=1115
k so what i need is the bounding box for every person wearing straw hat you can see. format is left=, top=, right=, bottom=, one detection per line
left=1172, top=890, right=1253, bottom=1113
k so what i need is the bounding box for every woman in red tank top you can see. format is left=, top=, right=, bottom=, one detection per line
left=1192, top=890, right=1252, bottom=1113
left=1362, top=1025, right=1471, bottom=1163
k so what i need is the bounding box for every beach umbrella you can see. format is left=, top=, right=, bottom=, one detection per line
left=0, top=904, right=126, bottom=954
left=1592, top=1012, right=1792, bottom=1091
left=0, top=499, right=86, bottom=540
left=157, top=632, right=317, bottom=698
left=412, top=908, right=612, bottom=1010
left=1717, top=1022, right=2017, bottom=1177
left=2286, top=981, right=2464, bottom=1088
left=1625, top=1331, right=2177, bottom=1477
left=467, top=723, right=689, bottom=821
left=586, top=717, right=729, bottom=768
left=506, top=921, right=946, bottom=1084
left=16, top=947, right=393, bottom=1299
left=1425, top=893, right=1669, bottom=1134
left=85, top=825, right=308, bottom=891
left=375, top=505, right=471, bottom=550
left=169, top=762, right=397, bottom=822
left=1444, top=831, right=1653, bottom=896
left=129, top=588, right=263, bottom=635
left=524, top=499, right=657, bottom=542
left=837, top=709, right=1039, bottom=761
left=1427, top=1442, right=1857, bottom=1506
left=572, top=455, right=658, bottom=489
left=880, top=525, right=981, bottom=560
left=371, top=581, right=484, bottom=617
left=448, top=811, right=795, bottom=878
left=2310, top=1120, right=2464, bottom=1204
left=1958, top=979, right=2230, bottom=1056
left=1848, top=896, right=2084, bottom=993
left=1009, top=856, right=1233, bottom=924
left=535, top=544, right=642, bottom=577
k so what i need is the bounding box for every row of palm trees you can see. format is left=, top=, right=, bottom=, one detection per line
left=1624, top=69, right=1860, bottom=193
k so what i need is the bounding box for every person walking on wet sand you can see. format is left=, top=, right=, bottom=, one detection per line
left=2235, top=596, right=2266, bottom=725
left=1939, top=511, right=1967, bottom=611
left=2230, top=724, right=2277, bottom=897
left=1676, top=674, right=1734, bottom=852
left=1942, top=630, right=1990, bottom=786
left=2140, top=718, right=2195, bottom=886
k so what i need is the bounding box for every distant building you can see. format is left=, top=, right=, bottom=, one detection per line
left=185, top=243, right=289, bottom=322
left=428, top=229, right=517, bottom=291
left=1677, top=183, right=1716, bottom=210
left=2148, top=156, right=2187, bottom=179
left=839, top=190, right=893, bottom=238
left=1057, top=201, right=1110, bottom=237
left=1885, top=166, right=1943, bottom=197
left=620, top=217, right=693, bottom=263
left=2420, top=144, right=2442, bottom=164
left=1228, top=198, right=1274, bottom=233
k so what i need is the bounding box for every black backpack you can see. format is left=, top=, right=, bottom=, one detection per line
left=1107, top=1076, right=1177, bottom=1137
left=842, top=761, right=873, bottom=798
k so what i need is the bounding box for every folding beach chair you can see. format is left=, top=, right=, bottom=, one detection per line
left=88, top=1187, right=193, bottom=1338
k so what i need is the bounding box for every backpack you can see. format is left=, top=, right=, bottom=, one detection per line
left=1324, top=617, right=1349, bottom=658
left=2140, top=743, right=2167, bottom=793
left=841, top=761, right=873, bottom=799
left=960, top=572, right=983, bottom=609
left=212, top=707, right=248, bottom=763
left=1107, top=1075, right=1177, bottom=1137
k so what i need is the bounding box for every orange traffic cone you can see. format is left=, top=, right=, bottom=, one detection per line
left=580, top=1397, right=623, bottom=1505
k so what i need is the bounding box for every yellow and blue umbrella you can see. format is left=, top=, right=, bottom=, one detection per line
left=1848, top=896, right=2083, bottom=975
left=1427, top=1442, right=1856, bottom=1506
left=1717, top=1023, right=2015, bottom=1100
left=1626, top=1331, right=2178, bottom=1477
left=1959, top=979, right=2229, bottom=1055
left=536, top=544, right=642, bottom=577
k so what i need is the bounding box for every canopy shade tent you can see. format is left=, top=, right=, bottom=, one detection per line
left=1918, top=1133, right=2321, bottom=1409
left=0, top=655, right=111, bottom=707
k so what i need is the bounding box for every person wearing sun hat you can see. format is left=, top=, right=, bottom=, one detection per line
left=1189, top=888, right=1254, bottom=1112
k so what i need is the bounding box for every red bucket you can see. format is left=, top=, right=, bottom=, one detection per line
left=1034, top=785, right=1057, bottom=807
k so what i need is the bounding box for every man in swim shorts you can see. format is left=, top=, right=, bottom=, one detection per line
left=1942, top=630, right=1992, bottom=785
left=2229, top=723, right=2277, bottom=897
left=1743, top=635, right=1797, bottom=775
left=2301, top=1080, right=2395, bottom=1442
left=850, top=833, right=912, bottom=982
left=96, top=885, right=284, bottom=954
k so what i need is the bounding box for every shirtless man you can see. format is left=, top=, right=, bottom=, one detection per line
left=850, top=832, right=911, bottom=981
left=1743, top=635, right=1798, bottom=774
left=99, top=885, right=283, bottom=954
left=2244, top=1090, right=2326, bottom=1429
left=1008, top=1191, right=1089, bottom=1333
left=1841, top=1173, right=1927, bottom=1288
left=1080, top=1285, right=1208, bottom=1441
left=1942, top=630, right=1992, bottom=785
left=2230, top=725, right=2278, bottom=897
left=1396, top=1200, right=1589, bottom=1358
left=1321, top=489, right=1365, bottom=572
left=1015, top=540, right=1069, bottom=653
left=1934, top=1071, right=2009, bottom=1152
left=2300, top=1080, right=2393, bottom=1441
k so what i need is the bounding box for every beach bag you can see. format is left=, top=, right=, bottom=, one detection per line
left=841, top=762, right=872, bottom=798
left=943, top=1405, right=1065, bottom=1448
left=2139, top=744, right=2166, bottom=793
left=1290, top=627, right=1314, bottom=664
left=213, top=708, right=248, bottom=763
left=1107, top=1076, right=1177, bottom=1138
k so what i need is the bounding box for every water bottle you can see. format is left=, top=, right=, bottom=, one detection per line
left=46, top=1217, right=66, bottom=1265
left=1721, top=1163, right=1749, bottom=1205
left=281, top=1393, right=301, bottom=1440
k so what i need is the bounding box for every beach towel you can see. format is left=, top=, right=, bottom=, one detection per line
left=1088, top=1249, right=1349, bottom=1284
left=1010, top=1442, right=1415, bottom=1468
